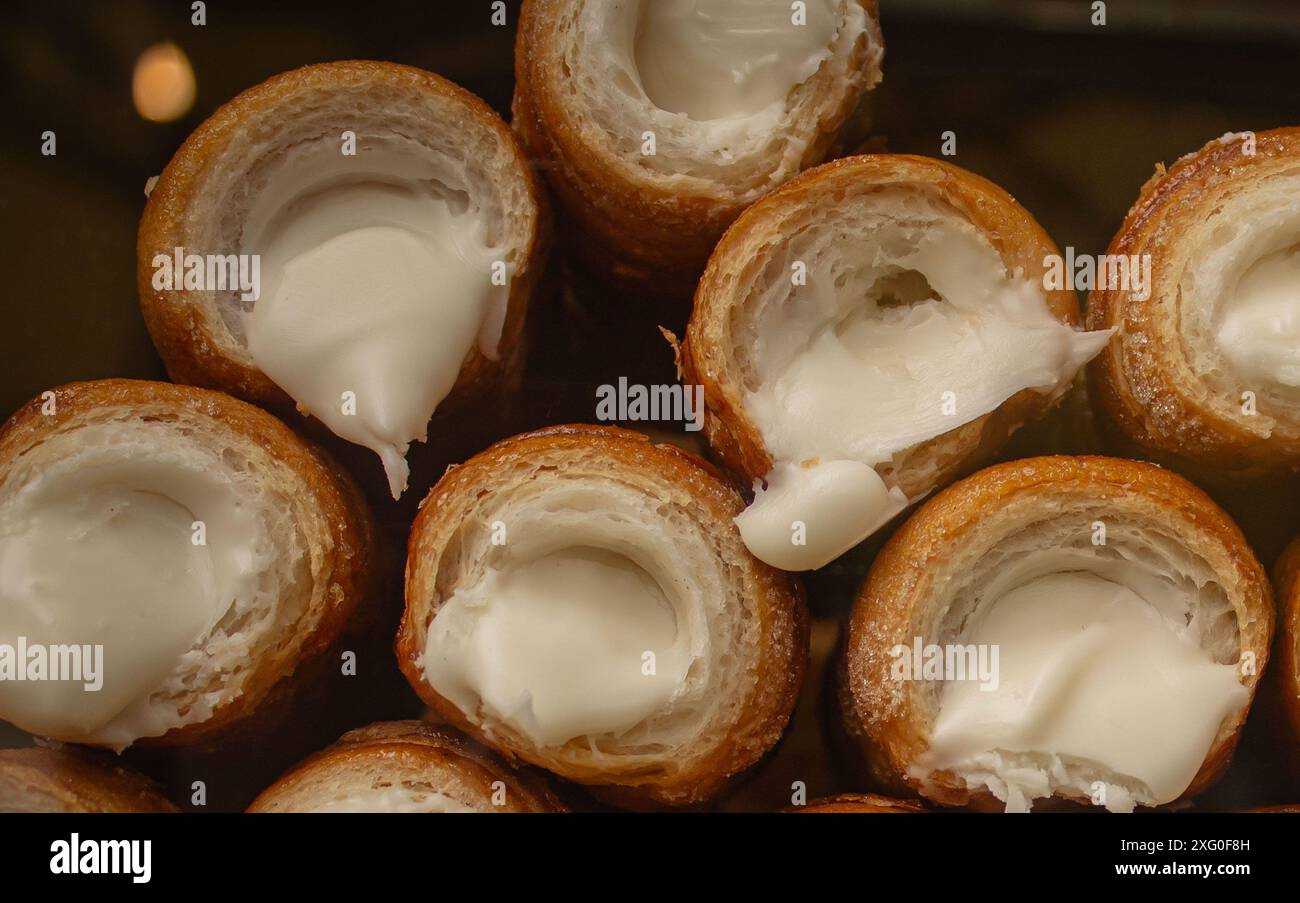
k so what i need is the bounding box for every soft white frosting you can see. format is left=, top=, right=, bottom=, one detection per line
left=918, top=564, right=1247, bottom=812
left=632, top=0, right=839, bottom=121
left=243, top=144, right=506, bottom=499
left=301, top=786, right=478, bottom=813
left=0, top=449, right=265, bottom=744
left=739, top=195, right=1112, bottom=570
left=1216, top=243, right=1300, bottom=391
left=422, top=547, right=692, bottom=748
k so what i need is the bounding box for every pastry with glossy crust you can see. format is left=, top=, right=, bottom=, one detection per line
left=513, top=0, right=883, bottom=292
left=248, top=721, right=565, bottom=813
left=1088, top=127, right=1300, bottom=478
left=397, top=425, right=807, bottom=808
left=0, top=379, right=375, bottom=748
left=138, top=60, right=548, bottom=487
left=840, top=455, right=1272, bottom=811
left=0, top=747, right=177, bottom=813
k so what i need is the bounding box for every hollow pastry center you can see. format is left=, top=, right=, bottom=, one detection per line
left=1216, top=242, right=1300, bottom=392
left=736, top=200, right=1111, bottom=570
left=921, top=570, right=1246, bottom=813
left=422, top=547, right=692, bottom=748
left=242, top=145, right=506, bottom=499
left=631, top=0, right=839, bottom=120
left=0, top=458, right=262, bottom=743
left=302, top=785, right=478, bottom=813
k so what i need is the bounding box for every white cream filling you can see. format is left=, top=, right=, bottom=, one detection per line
left=301, top=786, right=478, bottom=813
left=0, top=454, right=265, bottom=744
left=917, top=564, right=1247, bottom=813
left=1216, top=242, right=1300, bottom=391
left=739, top=202, right=1112, bottom=570
left=243, top=145, right=507, bottom=499
left=735, top=459, right=905, bottom=572
left=632, top=0, right=839, bottom=122
left=421, top=547, right=692, bottom=748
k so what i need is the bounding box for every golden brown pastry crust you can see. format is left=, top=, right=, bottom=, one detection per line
left=396, top=424, right=807, bottom=809
left=247, top=721, right=566, bottom=813
left=1087, top=126, right=1300, bottom=478
left=513, top=0, right=883, bottom=293
left=680, top=153, right=1086, bottom=499
left=840, top=455, right=1273, bottom=810
left=0, top=747, right=178, bottom=813
left=0, top=379, right=376, bottom=747
left=786, top=792, right=925, bottom=813
left=138, top=60, right=548, bottom=429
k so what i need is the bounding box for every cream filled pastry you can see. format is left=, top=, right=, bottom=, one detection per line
left=249, top=721, right=566, bottom=813
left=243, top=147, right=506, bottom=498
left=919, top=566, right=1246, bottom=812
left=841, top=456, right=1273, bottom=812
left=397, top=425, right=806, bottom=808
left=0, top=380, right=374, bottom=749
left=140, top=61, right=547, bottom=498
left=683, top=155, right=1112, bottom=571
left=514, top=0, right=883, bottom=289
left=1089, top=126, right=1300, bottom=477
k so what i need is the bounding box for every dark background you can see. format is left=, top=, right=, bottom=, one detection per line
left=2, top=0, right=1300, bottom=811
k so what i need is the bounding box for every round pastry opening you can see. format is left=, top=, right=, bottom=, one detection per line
left=728, top=186, right=1110, bottom=571
left=0, top=422, right=287, bottom=746
left=1213, top=239, right=1300, bottom=399
left=422, top=543, right=694, bottom=749
left=915, top=530, right=1246, bottom=812
left=231, top=137, right=508, bottom=498
left=627, top=0, right=842, bottom=121
left=737, top=189, right=1089, bottom=467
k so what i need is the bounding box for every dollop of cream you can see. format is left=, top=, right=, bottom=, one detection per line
left=738, top=196, right=1112, bottom=570
left=917, top=569, right=1247, bottom=812
left=735, top=459, right=907, bottom=571
left=1216, top=243, right=1300, bottom=391
left=422, top=547, right=691, bottom=748
left=632, top=0, right=839, bottom=121
left=243, top=145, right=506, bottom=499
left=0, top=453, right=265, bottom=745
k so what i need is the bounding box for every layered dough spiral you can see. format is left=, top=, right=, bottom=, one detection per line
left=139, top=61, right=547, bottom=498
left=248, top=721, right=565, bottom=813
left=0, top=747, right=177, bottom=813
left=0, top=380, right=373, bottom=749
left=514, top=0, right=883, bottom=289
left=681, top=154, right=1112, bottom=571
left=396, top=425, right=806, bottom=808
left=841, top=456, right=1273, bottom=812
left=1088, top=126, right=1300, bottom=477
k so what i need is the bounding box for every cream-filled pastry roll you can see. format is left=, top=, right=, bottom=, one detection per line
left=0, top=380, right=374, bottom=749
left=0, top=747, right=177, bottom=813
left=248, top=721, right=565, bottom=813
left=680, top=154, right=1112, bottom=571
left=1089, top=126, right=1300, bottom=478
left=139, top=61, right=548, bottom=499
left=397, top=425, right=807, bottom=808
left=840, top=456, right=1273, bottom=812
left=514, top=0, right=883, bottom=291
